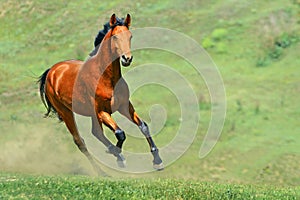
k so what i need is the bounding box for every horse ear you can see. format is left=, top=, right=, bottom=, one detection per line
left=124, top=14, right=131, bottom=27
left=110, top=13, right=117, bottom=27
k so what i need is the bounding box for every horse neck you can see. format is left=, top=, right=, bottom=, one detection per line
left=95, top=39, right=122, bottom=86
left=111, top=58, right=122, bottom=85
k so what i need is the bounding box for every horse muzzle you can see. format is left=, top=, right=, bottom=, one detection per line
left=121, top=55, right=133, bottom=67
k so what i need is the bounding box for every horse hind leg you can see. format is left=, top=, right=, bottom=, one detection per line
left=56, top=105, right=108, bottom=176
left=72, top=134, right=108, bottom=176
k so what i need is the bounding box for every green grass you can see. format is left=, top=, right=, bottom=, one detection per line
left=0, top=173, right=299, bottom=199
left=0, top=0, right=300, bottom=197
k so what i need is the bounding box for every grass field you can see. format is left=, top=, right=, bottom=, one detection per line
left=0, top=0, right=300, bottom=198
left=1, top=173, right=299, bottom=199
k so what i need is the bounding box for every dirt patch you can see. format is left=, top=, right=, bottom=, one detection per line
left=257, top=154, right=300, bottom=186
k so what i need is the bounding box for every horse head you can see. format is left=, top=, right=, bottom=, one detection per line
left=109, top=14, right=133, bottom=67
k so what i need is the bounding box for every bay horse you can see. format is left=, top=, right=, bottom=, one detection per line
left=38, top=14, right=163, bottom=174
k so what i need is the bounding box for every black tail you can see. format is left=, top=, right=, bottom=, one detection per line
left=38, top=68, right=56, bottom=118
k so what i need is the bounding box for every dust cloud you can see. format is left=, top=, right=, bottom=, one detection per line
left=0, top=122, right=94, bottom=175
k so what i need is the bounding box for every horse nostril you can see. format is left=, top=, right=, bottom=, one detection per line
left=122, top=55, right=133, bottom=63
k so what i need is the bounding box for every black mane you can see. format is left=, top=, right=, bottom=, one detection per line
left=89, top=17, right=125, bottom=56
left=94, top=17, right=125, bottom=47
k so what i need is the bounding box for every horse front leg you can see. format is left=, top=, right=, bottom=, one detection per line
left=97, top=111, right=126, bottom=168
left=139, top=120, right=164, bottom=170
left=119, top=102, right=164, bottom=170
left=91, top=116, right=114, bottom=148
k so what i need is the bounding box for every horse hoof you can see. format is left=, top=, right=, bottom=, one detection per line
left=116, top=154, right=126, bottom=168
left=106, top=145, right=121, bottom=155
left=117, top=160, right=126, bottom=168
left=153, top=162, right=164, bottom=171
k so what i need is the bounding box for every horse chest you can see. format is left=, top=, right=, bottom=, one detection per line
left=110, top=79, right=130, bottom=111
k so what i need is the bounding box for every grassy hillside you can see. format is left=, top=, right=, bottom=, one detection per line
left=0, top=0, right=300, bottom=189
